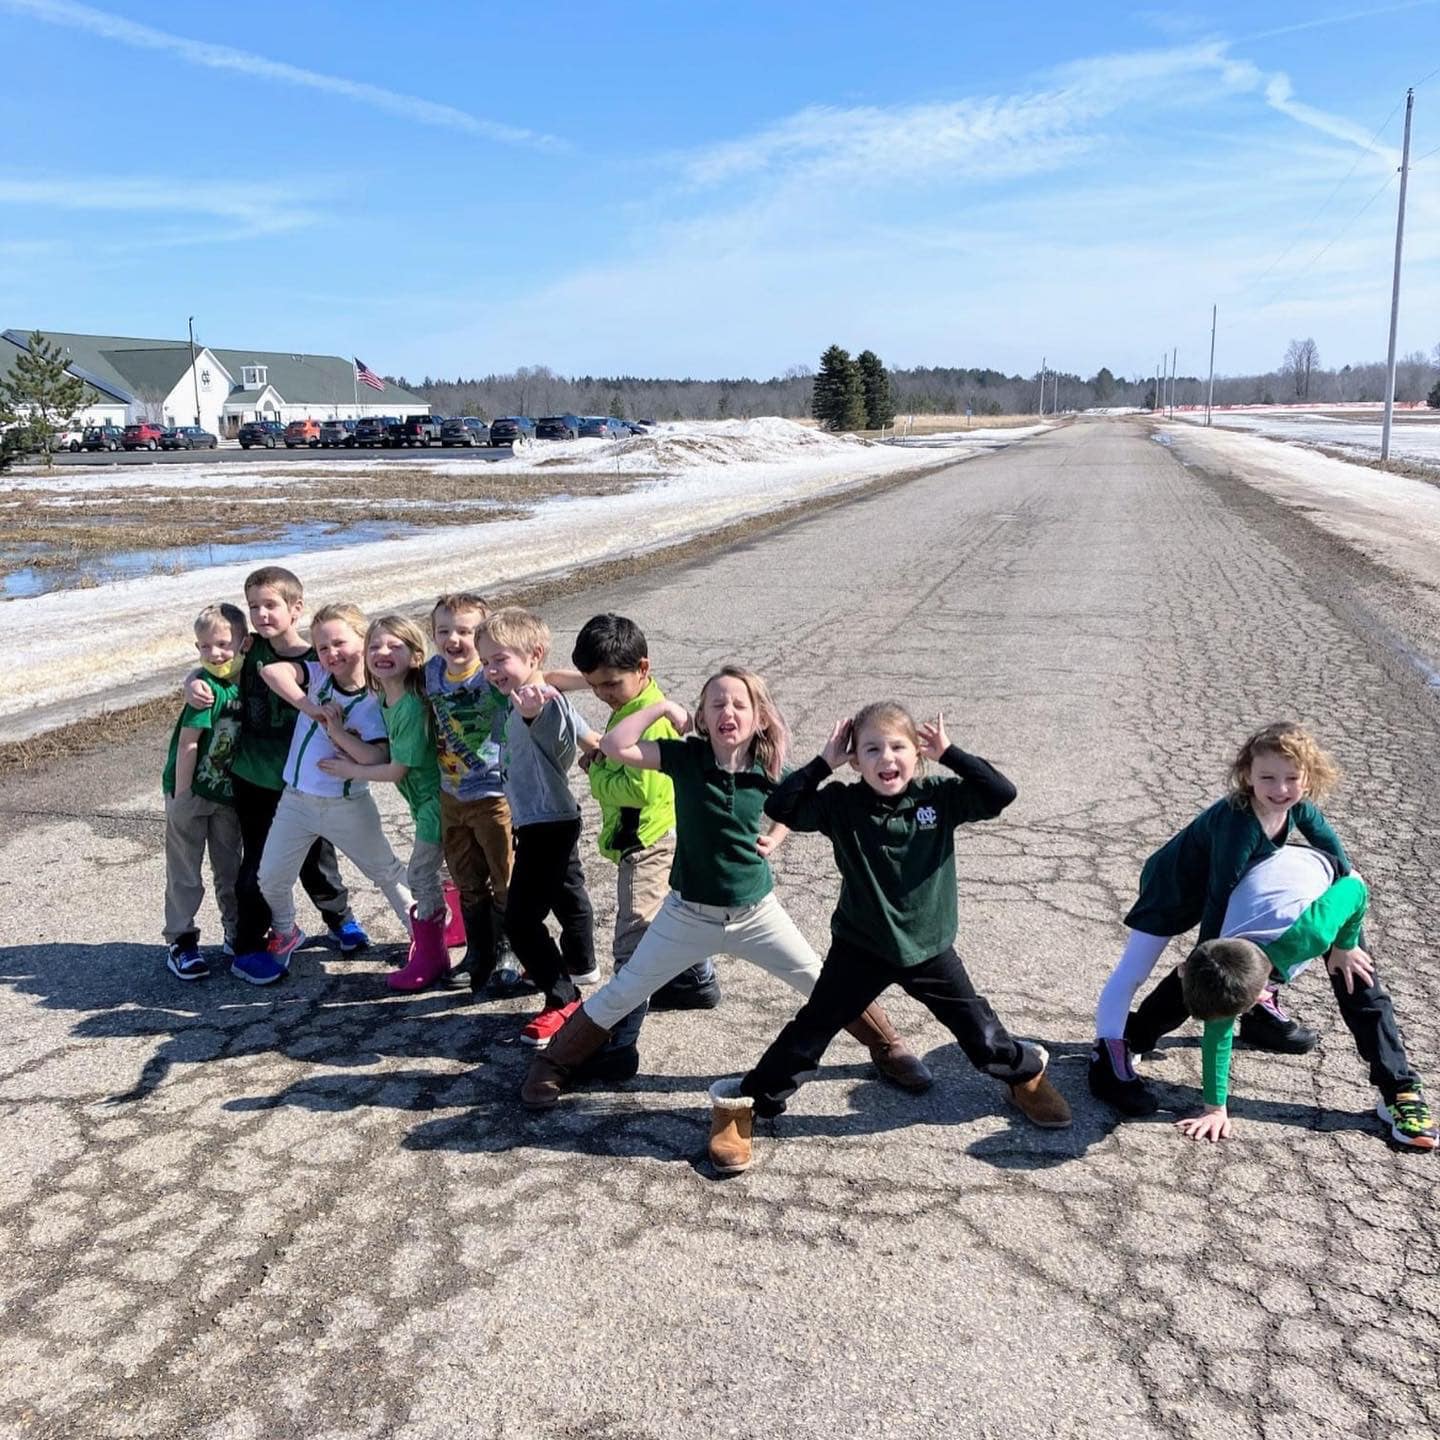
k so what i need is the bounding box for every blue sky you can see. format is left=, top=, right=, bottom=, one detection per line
left=2, top=0, right=1437, bottom=383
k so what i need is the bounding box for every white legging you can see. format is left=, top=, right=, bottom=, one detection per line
left=1095, top=930, right=1171, bottom=1039
left=583, top=890, right=820, bottom=1031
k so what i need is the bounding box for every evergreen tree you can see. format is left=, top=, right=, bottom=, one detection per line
left=856, top=350, right=895, bottom=430
left=608, top=390, right=626, bottom=418
left=1428, top=379, right=1440, bottom=410
left=811, top=345, right=866, bottom=431
left=0, top=330, right=87, bottom=467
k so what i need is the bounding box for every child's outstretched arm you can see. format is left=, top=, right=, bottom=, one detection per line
left=318, top=755, right=405, bottom=783
left=260, top=661, right=327, bottom=722
left=762, top=718, right=850, bottom=834
left=1177, top=1019, right=1237, bottom=1142
left=323, top=725, right=389, bottom=766
left=598, top=699, right=689, bottom=771
left=918, top=712, right=1018, bottom=821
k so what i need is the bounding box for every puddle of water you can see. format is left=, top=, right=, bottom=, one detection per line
left=2, top=519, right=429, bottom=599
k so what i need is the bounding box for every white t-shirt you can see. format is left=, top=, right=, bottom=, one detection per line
left=281, top=661, right=387, bottom=798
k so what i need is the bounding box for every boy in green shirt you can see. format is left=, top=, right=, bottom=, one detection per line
left=572, top=614, right=720, bottom=1077
left=162, top=603, right=246, bottom=980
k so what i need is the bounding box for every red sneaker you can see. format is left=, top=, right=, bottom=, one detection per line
left=520, top=1000, right=581, bottom=1048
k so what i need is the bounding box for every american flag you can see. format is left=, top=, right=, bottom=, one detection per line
left=354, top=357, right=385, bottom=392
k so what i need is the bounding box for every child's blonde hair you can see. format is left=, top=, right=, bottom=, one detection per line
left=194, top=601, right=247, bottom=646
left=365, top=613, right=429, bottom=700
left=1226, top=721, right=1339, bottom=807
left=850, top=700, right=925, bottom=775
left=481, top=606, right=550, bottom=660
left=694, top=666, right=789, bottom=780
left=431, top=592, right=491, bottom=632
left=310, top=602, right=368, bottom=641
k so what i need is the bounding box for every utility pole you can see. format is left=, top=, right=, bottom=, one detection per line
left=187, top=315, right=201, bottom=426
left=1039, top=356, right=1046, bottom=417
left=1170, top=347, right=1177, bottom=417
left=1155, top=358, right=1162, bottom=414
left=1381, top=87, right=1414, bottom=463
left=1206, top=306, right=1217, bottom=426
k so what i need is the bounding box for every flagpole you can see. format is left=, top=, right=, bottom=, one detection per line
left=353, top=359, right=359, bottom=417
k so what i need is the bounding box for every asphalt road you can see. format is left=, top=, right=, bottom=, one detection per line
left=2, top=416, right=1437, bottom=1439
left=48, top=441, right=517, bottom=467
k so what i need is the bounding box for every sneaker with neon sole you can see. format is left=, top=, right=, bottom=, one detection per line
left=519, top=1000, right=582, bottom=1048
left=1377, top=1090, right=1438, bottom=1151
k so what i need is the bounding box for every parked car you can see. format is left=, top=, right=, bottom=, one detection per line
left=319, top=419, right=358, bottom=448
left=624, top=421, right=651, bottom=435
left=122, top=421, right=166, bottom=451
left=441, top=417, right=489, bottom=447
left=387, top=414, right=443, bottom=447
left=238, top=420, right=284, bottom=449
left=284, top=418, right=321, bottom=448
left=536, top=413, right=583, bottom=441
left=161, top=426, right=218, bottom=450
left=354, top=416, right=396, bottom=448
left=81, top=424, right=123, bottom=452
left=53, top=427, right=86, bottom=452
left=579, top=416, right=628, bottom=440
left=487, top=416, right=536, bottom=448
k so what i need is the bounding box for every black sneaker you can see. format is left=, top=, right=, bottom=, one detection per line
left=1238, top=990, right=1317, bottom=1054
left=1377, top=1090, right=1438, bottom=1151
left=1088, top=1038, right=1160, bottom=1116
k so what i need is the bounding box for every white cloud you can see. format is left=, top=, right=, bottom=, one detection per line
left=1, top=0, right=566, bottom=151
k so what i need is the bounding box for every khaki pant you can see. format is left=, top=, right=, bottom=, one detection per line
left=441, top=791, right=512, bottom=912
left=163, top=791, right=242, bottom=945
left=409, top=837, right=445, bottom=921
left=259, top=787, right=412, bottom=935
left=584, top=890, right=820, bottom=1031
left=613, top=834, right=676, bottom=965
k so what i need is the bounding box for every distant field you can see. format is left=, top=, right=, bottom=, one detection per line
left=796, top=413, right=1041, bottom=435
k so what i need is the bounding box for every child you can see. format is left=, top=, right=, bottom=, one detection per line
left=706, top=703, right=1070, bottom=1174
left=520, top=668, right=931, bottom=1111
left=161, top=603, right=246, bottom=979
left=1090, top=722, right=1356, bottom=1116
left=249, top=603, right=414, bottom=986
left=319, top=615, right=447, bottom=993
left=572, top=614, right=720, bottom=1077
left=188, top=566, right=366, bottom=981
left=475, top=607, right=600, bottom=1041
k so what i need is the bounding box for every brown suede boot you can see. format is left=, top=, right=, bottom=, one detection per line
left=708, top=1079, right=754, bottom=1174
left=1008, top=1063, right=1072, bottom=1129
left=520, top=1008, right=611, bottom=1110
left=844, top=1003, right=934, bottom=1093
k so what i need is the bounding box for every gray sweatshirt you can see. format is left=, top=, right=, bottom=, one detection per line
left=500, top=692, right=597, bottom=828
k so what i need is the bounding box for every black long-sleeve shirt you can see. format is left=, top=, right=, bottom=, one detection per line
left=763, top=745, right=1016, bottom=965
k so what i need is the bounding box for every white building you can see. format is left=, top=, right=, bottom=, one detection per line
left=0, top=329, right=428, bottom=437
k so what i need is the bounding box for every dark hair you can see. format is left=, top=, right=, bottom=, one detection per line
left=244, top=565, right=302, bottom=604
left=1180, top=939, right=1272, bottom=1021
left=572, top=613, right=648, bottom=673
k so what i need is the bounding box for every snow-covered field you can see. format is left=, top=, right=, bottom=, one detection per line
left=2, top=418, right=1037, bottom=740
left=1175, top=407, right=1440, bottom=469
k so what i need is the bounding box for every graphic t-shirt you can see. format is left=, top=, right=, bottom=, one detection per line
left=162, top=675, right=242, bottom=803
left=280, top=661, right=387, bottom=798
left=424, top=655, right=507, bottom=801
left=231, top=634, right=317, bottom=791
left=382, top=690, right=442, bottom=844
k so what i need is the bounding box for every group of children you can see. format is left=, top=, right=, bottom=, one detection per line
left=161, top=566, right=1438, bottom=1173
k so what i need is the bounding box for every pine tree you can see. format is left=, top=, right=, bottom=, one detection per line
left=608, top=390, right=626, bottom=419
left=0, top=330, right=88, bottom=467
left=1428, top=379, right=1440, bottom=410
left=811, top=345, right=866, bottom=432
left=856, top=350, right=895, bottom=430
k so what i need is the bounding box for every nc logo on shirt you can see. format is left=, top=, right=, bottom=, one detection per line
left=916, top=805, right=938, bottom=830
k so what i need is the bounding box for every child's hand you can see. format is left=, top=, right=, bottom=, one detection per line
left=317, top=757, right=359, bottom=779
left=1326, top=945, right=1375, bottom=994
left=1176, top=1105, right=1232, bottom=1143
left=916, top=712, right=950, bottom=761
left=240, top=634, right=254, bottom=654
left=664, top=700, right=691, bottom=734
left=820, top=717, right=853, bottom=770
left=185, top=676, right=213, bottom=709
left=512, top=683, right=552, bottom=719
left=756, top=830, right=786, bottom=859
left=578, top=749, right=598, bottom=773
left=317, top=701, right=347, bottom=732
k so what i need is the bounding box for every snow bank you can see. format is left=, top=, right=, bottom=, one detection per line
left=2, top=418, right=986, bottom=739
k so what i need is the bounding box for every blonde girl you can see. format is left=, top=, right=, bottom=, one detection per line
left=320, top=614, right=448, bottom=992
left=520, top=665, right=931, bottom=1108
left=250, top=603, right=412, bottom=986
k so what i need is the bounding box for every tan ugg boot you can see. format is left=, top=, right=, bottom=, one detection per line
left=520, top=1008, right=611, bottom=1110
left=708, top=1079, right=754, bottom=1174
left=843, top=1004, right=934, bottom=1092
left=1008, top=1064, right=1072, bottom=1129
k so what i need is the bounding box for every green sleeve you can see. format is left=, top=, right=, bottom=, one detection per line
left=588, top=755, right=667, bottom=811
left=1264, top=874, right=1369, bottom=980
left=761, top=757, right=834, bottom=834
left=1201, top=1017, right=1236, bottom=1106
left=1294, top=801, right=1351, bottom=874
left=386, top=704, right=433, bottom=769
left=179, top=703, right=215, bottom=734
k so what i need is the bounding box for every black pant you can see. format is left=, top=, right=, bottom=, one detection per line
left=232, top=775, right=351, bottom=952
left=1126, top=962, right=1419, bottom=1104
left=501, top=818, right=594, bottom=1010
left=742, top=939, right=1031, bottom=1118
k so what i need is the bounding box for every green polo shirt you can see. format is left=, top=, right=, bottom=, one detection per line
left=655, top=735, right=774, bottom=907
left=382, top=690, right=442, bottom=845
left=230, top=634, right=316, bottom=791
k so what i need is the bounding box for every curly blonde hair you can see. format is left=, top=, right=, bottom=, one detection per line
left=1226, top=721, right=1340, bottom=807
left=694, top=666, right=789, bottom=780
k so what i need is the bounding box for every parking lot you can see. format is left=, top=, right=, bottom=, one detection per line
left=47, top=442, right=522, bottom=468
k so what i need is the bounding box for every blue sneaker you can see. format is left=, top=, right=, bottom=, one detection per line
left=166, top=942, right=209, bottom=981
left=231, top=949, right=289, bottom=986
left=329, top=918, right=370, bottom=953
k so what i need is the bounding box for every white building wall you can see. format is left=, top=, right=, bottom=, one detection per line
left=158, top=350, right=230, bottom=433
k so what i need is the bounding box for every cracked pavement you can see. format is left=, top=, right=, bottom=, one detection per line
left=1, top=416, right=1437, bottom=1439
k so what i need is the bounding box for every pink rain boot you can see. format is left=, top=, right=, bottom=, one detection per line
left=442, top=880, right=466, bottom=948
left=387, top=907, right=451, bottom=992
